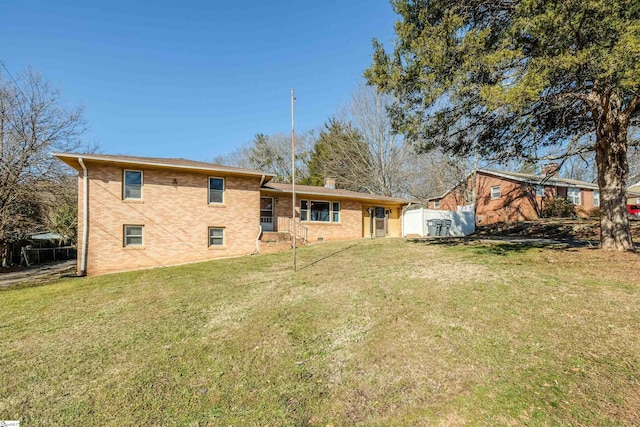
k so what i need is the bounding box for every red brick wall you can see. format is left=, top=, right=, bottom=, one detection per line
left=474, top=174, right=540, bottom=224
left=78, top=162, right=261, bottom=275
left=428, top=173, right=599, bottom=224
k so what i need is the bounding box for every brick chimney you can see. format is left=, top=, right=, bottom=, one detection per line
left=541, top=163, right=560, bottom=177
left=324, top=177, right=336, bottom=189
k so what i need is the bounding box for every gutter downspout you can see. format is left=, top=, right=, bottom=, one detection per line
left=253, top=225, right=262, bottom=255
left=78, top=158, right=88, bottom=276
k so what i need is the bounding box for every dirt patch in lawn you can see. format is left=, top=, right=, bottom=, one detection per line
left=475, top=217, right=640, bottom=240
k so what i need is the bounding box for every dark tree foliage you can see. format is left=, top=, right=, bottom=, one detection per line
left=366, top=0, right=640, bottom=250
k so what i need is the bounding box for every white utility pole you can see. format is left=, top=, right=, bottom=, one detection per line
left=291, top=88, right=297, bottom=272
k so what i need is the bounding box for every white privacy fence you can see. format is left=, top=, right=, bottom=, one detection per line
left=402, top=205, right=475, bottom=237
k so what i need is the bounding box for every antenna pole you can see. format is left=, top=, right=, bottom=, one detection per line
left=291, top=88, right=296, bottom=272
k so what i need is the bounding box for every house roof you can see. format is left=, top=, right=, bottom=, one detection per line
left=427, top=169, right=599, bottom=201
left=480, top=169, right=599, bottom=189
left=53, top=152, right=276, bottom=180
left=262, top=182, right=412, bottom=204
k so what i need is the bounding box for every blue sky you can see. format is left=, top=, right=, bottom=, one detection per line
left=1, top=1, right=397, bottom=161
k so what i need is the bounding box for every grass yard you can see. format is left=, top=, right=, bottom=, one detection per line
left=1, top=238, right=639, bottom=426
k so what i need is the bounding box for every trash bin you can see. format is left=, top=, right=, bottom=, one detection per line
left=441, top=219, right=452, bottom=236
left=427, top=220, right=439, bottom=236
left=434, top=219, right=443, bottom=236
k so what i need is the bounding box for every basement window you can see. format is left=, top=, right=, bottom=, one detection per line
left=124, top=225, right=144, bottom=247
left=208, top=227, right=224, bottom=246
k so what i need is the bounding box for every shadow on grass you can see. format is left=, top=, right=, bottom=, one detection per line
left=406, top=236, right=601, bottom=256
left=297, top=242, right=361, bottom=271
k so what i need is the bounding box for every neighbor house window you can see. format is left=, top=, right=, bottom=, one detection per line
left=536, top=185, right=544, bottom=197
left=208, top=177, right=225, bottom=204
left=567, top=188, right=581, bottom=205
left=332, top=202, right=340, bottom=222
left=593, top=190, right=600, bottom=207
left=300, top=200, right=308, bottom=221
left=434, top=200, right=440, bottom=209
left=310, top=201, right=331, bottom=222
left=208, top=227, right=224, bottom=246
left=124, top=225, right=144, bottom=247
left=123, top=170, right=143, bottom=200
left=491, top=185, right=501, bottom=199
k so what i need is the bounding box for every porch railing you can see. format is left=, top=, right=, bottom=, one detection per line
left=290, top=219, right=309, bottom=243
left=274, top=216, right=309, bottom=243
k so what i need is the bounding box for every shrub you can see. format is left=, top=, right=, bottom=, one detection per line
left=542, top=198, right=576, bottom=218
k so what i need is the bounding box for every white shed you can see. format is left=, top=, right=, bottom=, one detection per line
left=402, top=205, right=475, bottom=237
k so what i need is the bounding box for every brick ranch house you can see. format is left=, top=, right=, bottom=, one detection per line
left=54, top=153, right=409, bottom=276
left=426, top=166, right=601, bottom=225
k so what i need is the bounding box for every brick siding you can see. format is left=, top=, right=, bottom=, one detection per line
left=78, top=162, right=261, bottom=275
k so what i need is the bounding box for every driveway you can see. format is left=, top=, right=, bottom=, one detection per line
left=0, top=260, right=77, bottom=288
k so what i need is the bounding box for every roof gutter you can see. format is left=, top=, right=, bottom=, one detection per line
left=78, top=157, right=88, bottom=276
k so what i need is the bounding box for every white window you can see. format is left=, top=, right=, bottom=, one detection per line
left=491, top=186, right=501, bottom=199
left=124, top=225, right=143, bottom=247
left=310, top=201, right=331, bottom=222
left=593, top=190, right=600, bottom=207
left=208, top=227, right=224, bottom=246
left=300, top=200, right=340, bottom=223
left=567, top=187, right=581, bottom=205
left=208, top=177, right=224, bottom=204
left=332, top=202, right=340, bottom=222
left=536, top=185, right=544, bottom=197
left=434, top=200, right=440, bottom=209
left=124, top=170, right=143, bottom=200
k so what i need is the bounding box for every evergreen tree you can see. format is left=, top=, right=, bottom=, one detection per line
left=366, top=0, right=640, bottom=250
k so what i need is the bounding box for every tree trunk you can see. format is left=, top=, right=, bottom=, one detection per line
left=595, top=121, right=634, bottom=251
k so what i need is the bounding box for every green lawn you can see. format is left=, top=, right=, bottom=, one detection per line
left=1, top=238, right=639, bottom=426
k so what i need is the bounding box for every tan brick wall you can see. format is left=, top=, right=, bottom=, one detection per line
left=78, top=162, right=261, bottom=275
left=263, top=193, right=363, bottom=241
left=261, top=192, right=405, bottom=241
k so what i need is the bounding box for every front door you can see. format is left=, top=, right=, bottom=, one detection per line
left=375, top=207, right=387, bottom=237
left=260, top=197, right=274, bottom=231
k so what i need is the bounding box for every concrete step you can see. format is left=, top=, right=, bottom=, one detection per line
left=260, top=231, right=291, bottom=243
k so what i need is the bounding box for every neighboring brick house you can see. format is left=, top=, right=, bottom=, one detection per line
left=427, top=166, right=600, bottom=225
left=54, top=153, right=409, bottom=276
left=628, top=175, right=640, bottom=205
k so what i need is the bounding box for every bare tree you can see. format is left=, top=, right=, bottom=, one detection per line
left=308, top=85, right=410, bottom=196
left=214, top=131, right=315, bottom=183
left=0, top=69, right=85, bottom=243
